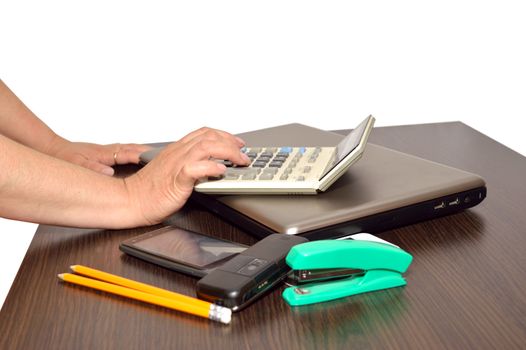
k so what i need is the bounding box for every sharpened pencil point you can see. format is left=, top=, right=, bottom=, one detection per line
left=70, top=265, right=78, bottom=271
left=57, top=273, right=65, bottom=280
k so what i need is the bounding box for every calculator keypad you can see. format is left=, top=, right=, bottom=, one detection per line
left=215, top=147, right=331, bottom=182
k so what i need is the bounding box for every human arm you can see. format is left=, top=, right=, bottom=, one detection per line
left=0, top=80, right=149, bottom=175
left=0, top=134, right=134, bottom=228
left=0, top=128, right=250, bottom=229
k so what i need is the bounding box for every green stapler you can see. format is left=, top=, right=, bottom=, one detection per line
left=282, top=239, right=413, bottom=306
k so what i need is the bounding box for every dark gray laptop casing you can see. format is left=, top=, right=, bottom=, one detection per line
left=189, top=124, right=486, bottom=240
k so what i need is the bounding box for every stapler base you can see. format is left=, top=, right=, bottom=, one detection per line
left=282, top=270, right=407, bottom=306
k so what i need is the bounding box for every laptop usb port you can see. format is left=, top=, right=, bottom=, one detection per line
left=434, top=202, right=446, bottom=210
left=448, top=198, right=460, bottom=206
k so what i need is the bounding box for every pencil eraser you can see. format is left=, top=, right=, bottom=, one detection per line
left=220, top=308, right=232, bottom=324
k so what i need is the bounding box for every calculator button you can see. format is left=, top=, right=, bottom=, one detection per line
left=262, top=168, right=278, bottom=175
left=296, top=176, right=305, bottom=181
left=224, top=173, right=240, bottom=180
left=303, top=166, right=312, bottom=173
left=241, top=173, right=257, bottom=180
left=265, top=148, right=278, bottom=153
left=280, top=174, right=289, bottom=180
left=269, top=161, right=284, bottom=168
left=225, top=168, right=258, bottom=176
left=279, top=147, right=293, bottom=154
left=252, top=161, right=267, bottom=168
left=259, top=173, right=275, bottom=180
left=219, top=160, right=233, bottom=167
left=260, top=151, right=273, bottom=157
left=249, top=147, right=262, bottom=153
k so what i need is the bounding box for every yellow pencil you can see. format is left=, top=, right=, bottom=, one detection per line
left=70, top=265, right=212, bottom=310
left=58, top=270, right=231, bottom=324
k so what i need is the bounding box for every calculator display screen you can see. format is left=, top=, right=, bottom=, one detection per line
left=320, top=116, right=370, bottom=178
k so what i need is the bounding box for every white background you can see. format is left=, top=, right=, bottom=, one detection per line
left=1, top=1, right=525, bottom=309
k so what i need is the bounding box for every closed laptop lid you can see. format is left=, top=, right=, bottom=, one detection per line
left=212, top=123, right=485, bottom=234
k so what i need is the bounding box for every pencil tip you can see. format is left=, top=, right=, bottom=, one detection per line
left=70, top=265, right=78, bottom=271
left=57, top=274, right=65, bottom=280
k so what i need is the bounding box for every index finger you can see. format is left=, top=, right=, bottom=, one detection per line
left=181, top=138, right=251, bottom=166
left=179, top=127, right=245, bottom=148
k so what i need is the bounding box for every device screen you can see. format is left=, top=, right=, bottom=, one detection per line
left=129, top=226, right=247, bottom=269
left=320, top=116, right=373, bottom=179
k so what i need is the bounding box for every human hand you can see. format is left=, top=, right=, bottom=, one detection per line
left=123, top=127, right=250, bottom=226
left=48, top=136, right=151, bottom=176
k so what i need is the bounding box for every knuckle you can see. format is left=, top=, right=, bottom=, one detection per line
left=194, top=140, right=209, bottom=153
left=180, top=164, right=191, bottom=177
left=203, top=129, right=219, bottom=140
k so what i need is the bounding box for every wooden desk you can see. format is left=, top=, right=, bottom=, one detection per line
left=1, top=122, right=526, bottom=349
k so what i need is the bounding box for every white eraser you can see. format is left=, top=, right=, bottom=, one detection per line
left=220, top=308, right=232, bottom=324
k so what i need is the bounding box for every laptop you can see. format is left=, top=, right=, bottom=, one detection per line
left=142, top=123, right=487, bottom=240
left=140, top=115, right=375, bottom=194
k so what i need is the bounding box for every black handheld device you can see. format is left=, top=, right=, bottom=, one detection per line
left=120, top=225, right=248, bottom=278
left=196, top=234, right=308, bottom=311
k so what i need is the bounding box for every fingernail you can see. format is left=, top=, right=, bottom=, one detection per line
left=216, top=163, right=227, bottom=171
left=241, top=153, right=251, bottom=164
left=102, top=167, right=115, bottom=176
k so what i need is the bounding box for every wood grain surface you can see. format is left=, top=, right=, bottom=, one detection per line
left=1, top=122, right=525, bottom=349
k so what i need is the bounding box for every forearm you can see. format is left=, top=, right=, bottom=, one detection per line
left=0, top=79, right=63, bottom=154
left=0, top=134, right=142, bottom=229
